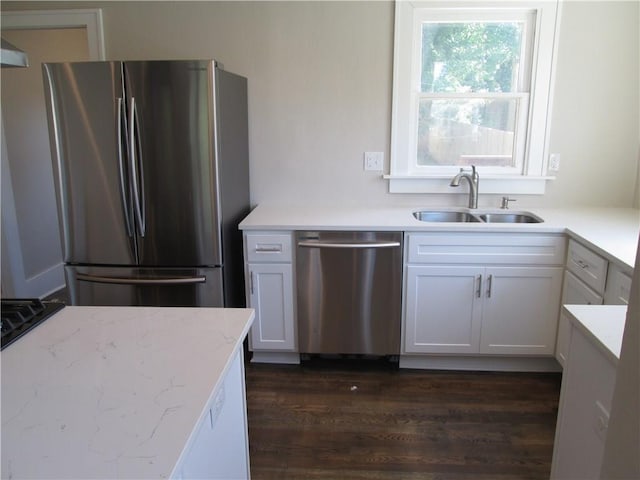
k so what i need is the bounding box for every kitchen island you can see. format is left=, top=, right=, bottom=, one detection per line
left=551, top=304, right=627, bottom=478
left=1, top=306, right=254, bottom=479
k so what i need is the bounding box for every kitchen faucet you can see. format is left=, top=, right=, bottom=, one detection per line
left=450, top=165, right=479, bottom=209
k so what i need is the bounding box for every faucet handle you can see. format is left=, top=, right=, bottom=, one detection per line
left=501, top=196, right=516, bottom=209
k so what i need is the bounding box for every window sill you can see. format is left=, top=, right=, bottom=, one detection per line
left=383, top=174, right=555, bottom=195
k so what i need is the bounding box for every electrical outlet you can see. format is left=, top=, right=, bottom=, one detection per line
left=364, top=152, right=384, bottom=171
left=549, top=153, right=561, bottom=171
left=592, top=401, right=610, bottom=441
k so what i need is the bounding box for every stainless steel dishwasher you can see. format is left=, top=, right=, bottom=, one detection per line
left=296, top=231, right=402, bottom=356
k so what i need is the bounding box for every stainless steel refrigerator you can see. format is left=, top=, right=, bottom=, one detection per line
left=42, top=60, right=250, bottom=307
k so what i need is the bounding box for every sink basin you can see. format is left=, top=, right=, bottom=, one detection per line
left=413, top=209, right=543, bottom=224
left=413, top=210, right=481, bottom=223
left=477, top=212, right=543, bottom=223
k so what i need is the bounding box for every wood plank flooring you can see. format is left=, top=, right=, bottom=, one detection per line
left=246, top=358, right=561, bottom=480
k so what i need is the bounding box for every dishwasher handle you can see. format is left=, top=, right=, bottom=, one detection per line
left=298, top=240, right=401, bottom=249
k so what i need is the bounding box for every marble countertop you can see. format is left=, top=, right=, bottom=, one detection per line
left=1, top=306, right=254, bottom=479
left=239, top=205, right=639, bottom=270
left=562, top=304, right=628, bottom=365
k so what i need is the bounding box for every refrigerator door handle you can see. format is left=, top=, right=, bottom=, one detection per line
left=117, top=97, right=134, bottom=237
left=76, top=273, right=206, bottom=285
left=128, top=96, right=146, bottom=237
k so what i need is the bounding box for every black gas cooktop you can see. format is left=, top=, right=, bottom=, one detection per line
left=1, top=298, right=65, bottom=350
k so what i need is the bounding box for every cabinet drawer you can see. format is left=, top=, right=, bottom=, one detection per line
left=406, top=233, right=566, bottom=265
left=566, top=240, right=608, bottom=294
left=245, top=233, right=292, bottom=263
left=562, top=270, right=603, bottom=306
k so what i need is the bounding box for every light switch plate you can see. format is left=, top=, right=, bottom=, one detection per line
left=364, top=152, right=384, bottom=171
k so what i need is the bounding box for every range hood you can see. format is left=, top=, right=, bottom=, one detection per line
left=1, top=38, right=29, bottom=68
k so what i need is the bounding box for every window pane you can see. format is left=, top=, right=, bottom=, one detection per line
left=417, top=97, right=519, bottom=167
left=421, top=22, right=523, bottom=93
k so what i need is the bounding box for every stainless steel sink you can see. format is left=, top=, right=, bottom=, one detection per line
left=412, top=209, right=543, bottom=223
left=413, top=210, right=481, bottom=223
left=477, top=212, right=543, bottom=223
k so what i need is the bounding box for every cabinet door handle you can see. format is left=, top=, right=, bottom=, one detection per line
left=576, top=259, right=589, bottom=269
left=250, top=271, right=254, bottom=295
left=476, top=275, right=482, bottom=298
left=487, top=274, right=493, bottom=298
left=255, top=245, right=282, bottom=253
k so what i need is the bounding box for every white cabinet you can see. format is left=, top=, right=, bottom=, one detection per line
left=551, top=309, right=621, bottom=480
left=405, top=265, right=482, bottom=354
left=405, top=264, right=562, bottom=355
left=404, top=233, right=565, bottom=357
left=244, top=232, right=296, bottom=355
left=556, top=269, right=606, bottom=368
left=480, top=266, right=562, bottom=355
left=562, top=270, right=604, bottom=305
left=566, top=239, right=608, bottom=294
left=603, top=264, right=632, bottom=305
left=563, top=238, right=631, bottom=306
left=555, top=239, right=632, bottom=367
left=177, top=350, right=250, bottom=479
left=247, top=263, right=295, bottom=350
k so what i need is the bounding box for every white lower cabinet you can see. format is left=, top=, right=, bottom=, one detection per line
left=551, top=317, right=618, bottom=479
left=479, top=266, right=563, bottom=355
left=555, top=258, right=632, bottom=368
left=405, top=264, right=563, bottom=355
left=555, top=239, right=610, bottom=368
left=177, top=350, right=249, bottom=479
left=562, top=270, right=604, bottom=305
left=405, top=265, right=482, bottom=354
left=555, top=270, right=604, bottom=367
left=603, top=264, right=632, bottom=305
left=247, top=263, right=295, bottom=351
left=243, top=231, right=296, bottom=355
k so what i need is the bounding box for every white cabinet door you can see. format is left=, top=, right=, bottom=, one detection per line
left=405, top=265, right=562, bottom=356
left=404, top=265, right=483, bottom=354
left=480, top=266, right=563, bottom=355
left=248, top=263, right=295, bottom=351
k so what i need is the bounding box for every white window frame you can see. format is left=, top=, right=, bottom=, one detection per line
left=387, top=0, right=561, bottom=194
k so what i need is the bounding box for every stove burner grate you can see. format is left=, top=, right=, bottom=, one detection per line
left=1, top=298, right=65, bottom=350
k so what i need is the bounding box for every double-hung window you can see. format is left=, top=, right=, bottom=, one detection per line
left=389, top=1, right=560, bottom=194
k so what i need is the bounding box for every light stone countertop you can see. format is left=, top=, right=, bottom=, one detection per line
left=239, top=205, right=639, bottom=270
left=1, top=306, right=254, bottom=479
left=562, top=304, right=628, bottom=365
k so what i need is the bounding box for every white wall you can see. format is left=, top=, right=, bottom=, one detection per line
left=2, top=0, right=638, bottom=209
left=545, top=0, right=639, bottom=209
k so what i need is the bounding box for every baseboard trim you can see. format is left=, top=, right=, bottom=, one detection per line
left=399, top=354, right=562, bottom=372
left=250, top=351, right=301, bottom=364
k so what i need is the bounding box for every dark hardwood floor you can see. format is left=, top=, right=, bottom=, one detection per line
left=246, top=358, right=561, bottom=480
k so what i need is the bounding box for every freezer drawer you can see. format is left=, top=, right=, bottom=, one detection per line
left=66, top=266, right=224, bottom=307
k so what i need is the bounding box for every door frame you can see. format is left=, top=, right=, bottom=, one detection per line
left=1, top=9, right=105, bottom=298
left=1, top=9, right=105, bottom=60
